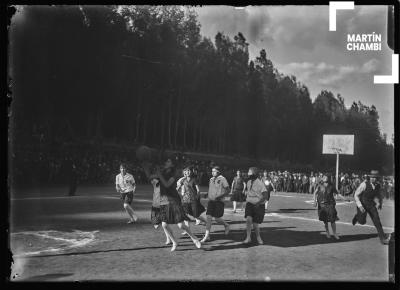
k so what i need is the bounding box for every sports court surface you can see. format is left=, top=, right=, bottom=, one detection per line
left=9, top=185, right=394, bottom=281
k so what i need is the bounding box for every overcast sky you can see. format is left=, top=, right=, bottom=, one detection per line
left=194, top=5, right=394, bottom=140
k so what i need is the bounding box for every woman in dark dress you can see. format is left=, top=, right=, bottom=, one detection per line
left=230, top=170, right=246, bottom=213
left=154, top=158, right=201, bottom=251
left=313, top=174, right=340, bottom=239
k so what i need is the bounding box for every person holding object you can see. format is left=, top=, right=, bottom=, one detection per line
left=153, top=158, right=201, bottom=251
left=115, top=163, right=138, bottom=224
left=230, top=170, right=246, bottom=213
left=200, top=166, right=230, bottom=243
left=352, top=172, right=390, bottom=245
left=243, top=167, right=268, bottom=245
left=313, top=174, right=340, bottom=239
left=142, top=162, right=175, bottom=245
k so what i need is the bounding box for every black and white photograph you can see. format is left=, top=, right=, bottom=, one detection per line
left=6, top=3, right=397, bottom=282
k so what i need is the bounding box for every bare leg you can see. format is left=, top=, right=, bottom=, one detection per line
left=178, top=222, right=201, bottom=248
left=215, top=217, right=230, bottom=235
left=124, top=204, right=137, bottom=222
left=331, top=222, right=339, bottom=239
left=182, top=219, right=190, bottom=235
left=162, top=222, right=177, bottom=250
left=233, top=201, right=237, bottom=212
left=243, top=216, right=252, bottom=243
left=253, top=223, right=263, bottom=244
left=162, top=225, right=171, bottom=244
left=324, top=222, right=331, bottom=238
left=201, top=215, right=212, bottom=242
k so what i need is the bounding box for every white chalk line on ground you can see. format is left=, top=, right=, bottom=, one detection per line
left=11, top=230, right=99, bottom=257
left=11, top=195, right=152, bottom=202
left=263, top=212, right=394, bottom=231
left=304, top=200, right=355, bottom=206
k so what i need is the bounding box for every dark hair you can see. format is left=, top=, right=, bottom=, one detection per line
left=212, top=166, right=221, bottom=173
left=119, top=163, right=127, bottom=170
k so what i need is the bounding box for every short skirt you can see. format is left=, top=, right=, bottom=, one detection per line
left=317, top=203, right=339, bottom=223
left=159, top=199, right=188, bottom=224
left=182, top=198, right=205, bottom=218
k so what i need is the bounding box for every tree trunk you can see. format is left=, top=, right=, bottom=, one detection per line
left=142, top=106, right=148, bottom=144
left=193, top=119, right=197, bottom=151
left=135, top=93, right=142, bottom=143
left=174, top=96, right=181, bottom=149
left=183, top=113, right=187, bottom=149
left=95, top=110, right=103, bottom=140
left=198, top=124, right=202, bottom=152
left=167, top=94, right=172, bottom=148
left=174, top=67, right=183, bottom=149
left=160, top=108, right=165, bottom=149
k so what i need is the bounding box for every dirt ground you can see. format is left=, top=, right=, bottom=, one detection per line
left=8, top=184, right=395, bottom=282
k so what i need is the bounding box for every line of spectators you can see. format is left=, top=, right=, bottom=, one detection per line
left=9, top=144, right=395, bottom=200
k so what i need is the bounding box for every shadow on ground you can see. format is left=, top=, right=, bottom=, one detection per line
left=203, top=227, right=379, bottom=250
left=273, top=208, right=316, bottom=213
left=19, top=273, right=74, bottom=281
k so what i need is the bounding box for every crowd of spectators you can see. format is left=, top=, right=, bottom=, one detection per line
left=9, top=143, right=395, bottom=200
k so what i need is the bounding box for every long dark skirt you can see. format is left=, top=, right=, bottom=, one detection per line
left=230, top=190, right=246, bottom=202
left=159, top=199, right=189, bottom=224
left=318, top=203, right=339, bottom=223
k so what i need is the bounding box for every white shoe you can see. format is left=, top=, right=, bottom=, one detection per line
left=333, top=234, right=340, bottom=240
left=170, top=243, right=178, bottom=252
left=325, top=232, right=331, bottom=239
left=256, top=237, right=264, bottom=245
left=194, top=240, right=201, bottom=249
left=181, top=231, right=188, bottom=236
left=195, top=219, right=201, bottom=225
left=133, top=215, right=138, bottom=222
left=242, top=238, right=251, bottom=244
left=165, top=239, right=172, bottom=245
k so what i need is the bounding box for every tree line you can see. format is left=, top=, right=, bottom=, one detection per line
left=9, top=5, right=394, bottom=174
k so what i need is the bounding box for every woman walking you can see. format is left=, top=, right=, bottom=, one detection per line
left=230, top=170, right=246, bottom=213
left=313, top=174, right=340, bottom=239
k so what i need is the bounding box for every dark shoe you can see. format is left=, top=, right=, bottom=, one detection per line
left=352, top=217, right=357, bottom=226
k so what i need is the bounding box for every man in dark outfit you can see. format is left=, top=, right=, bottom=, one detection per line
left=352, top=171, right=390, bottom=245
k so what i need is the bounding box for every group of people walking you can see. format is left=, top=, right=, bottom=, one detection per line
left=115, top=158, right=391, bottom=252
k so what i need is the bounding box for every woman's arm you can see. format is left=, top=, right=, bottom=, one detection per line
left=157, top=169, right=175, bottom=188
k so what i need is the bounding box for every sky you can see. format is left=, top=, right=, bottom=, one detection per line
left=194, top=5, right=394, bottom=140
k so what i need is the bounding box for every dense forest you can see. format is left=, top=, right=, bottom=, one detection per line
left=8, top=5, right=394, bottom=174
